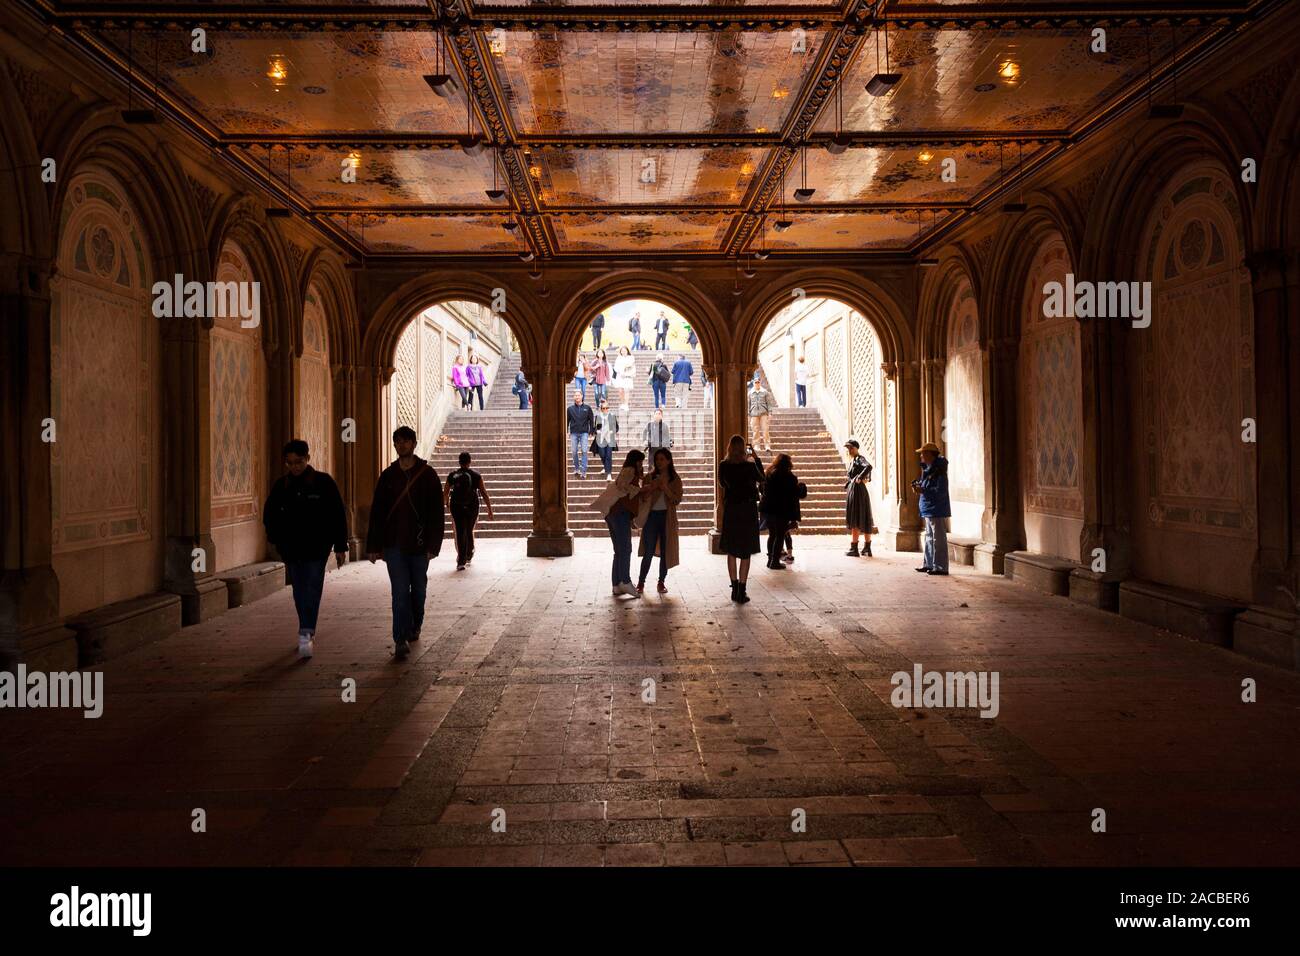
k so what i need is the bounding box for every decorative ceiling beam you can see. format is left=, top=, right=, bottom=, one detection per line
left=219, top=130, right=1070, bottom=150
left=312, top=201, right=971, bottom=216
left=53, top=1, right=1252, bottom=31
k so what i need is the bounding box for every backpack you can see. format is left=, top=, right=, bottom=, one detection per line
left=655, top=363, right=670, bottom=383
left=448, top=469, right=476, bottom=507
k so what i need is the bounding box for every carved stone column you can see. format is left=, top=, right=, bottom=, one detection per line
left=334, top=362, right=362, bottom=558
left=707, top=360, right=753, bottom=554
left=976, top=335, right=1023, bottom=573
left=888, top=360, right=923, bottom=552
left=0, top=253, right=74, bottom=668
left=160, top=313, right=226, bottom=624
left=527, top=363, right=574, bottom=557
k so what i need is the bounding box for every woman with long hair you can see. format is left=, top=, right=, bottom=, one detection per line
left=574, top=351, right=589, bottom=403
left=759, top=453, right=801, bottom=571
left=592, top=347, right=610, bottom=406
left=614, top=345, right=635, bottom=412
left=635, top=448, right=684, bottom=595
left=449, top=354, right=470, bottom=410
left=597, top=449, right=645, bottom=598
left=717, top=434, right=764, bottom=603
left=466, top=350, right=487, bottom=411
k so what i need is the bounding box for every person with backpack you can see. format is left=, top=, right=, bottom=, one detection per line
left=263, top=439, right=349, bottom=660
left=591, top=311, right=605, bottom=350
left=443, top=451, right=494, bottom=571
left=759, top=453, right=804, bottom=571
left=648, top=355, right=670, bottom=409
left=629, top=311, right=642, bottom=351
left=365, top=426, right=446, bottom=660
left=686, top=325, right=698, bottom=349
left=512, top=368, right=531, bottom=410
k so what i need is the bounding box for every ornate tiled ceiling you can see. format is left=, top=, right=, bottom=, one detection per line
left=44, top=0, right=1257, bottom=259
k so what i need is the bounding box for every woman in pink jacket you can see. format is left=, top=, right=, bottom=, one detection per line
left=448, top=355, right=470, bottom=410
left=591, top=348, right=611, bottom=406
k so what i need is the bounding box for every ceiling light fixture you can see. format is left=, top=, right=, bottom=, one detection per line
left=485, top=150, right=507, bottom=201
left=1000, top=142, right=1027, bottom=214
left=424, top=31, right=460, bottom=100
left=459, top=89, right=487, bottom=156
left=866, top=20, right=902, bottom=96
left=793, top=145, right=816, bottom=202
left=918, top=148, right=934, bottom=163
left=1146, top=23, right=1185, bottom=120
left=826, top=79, right=851, bottom=155
left=121, top=28, right=160, bottom=124
left=518, top=249, right=534, bottom=263
left=774, top=165, right=793, bottom=231
left=998, top=60, right=1020, bottom=83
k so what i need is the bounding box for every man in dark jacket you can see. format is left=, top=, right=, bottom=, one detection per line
left=629, top=311, right=642, bottom=350
left=911, top=442, right=952, bottom=576
left=567, top=391, right=595, bottom=479
left=654, top=311, right=670, bottom=350
left=671, top=353, right=694, bottom=408
left=513, top=368, right=531, bottom=410
left=263, top=439, right=349, bottom=660
left=591, top=311, right=605, bottom=350
left=365, top=426, right=446, bottom=659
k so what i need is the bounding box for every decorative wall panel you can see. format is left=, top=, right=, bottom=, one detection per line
left=51, top=175, right=153, bottom=553
left=297, top=287, right=332, bottom=474
left=849, top=312, right=879, bottom=468
left=210, top=241, right=263, bottom=529
left=1019, top=235, right=1083, bottom=518
left=944, top=277, right=984, bottom=506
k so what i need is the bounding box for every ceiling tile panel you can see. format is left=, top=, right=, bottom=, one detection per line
left=325, top=214, right=522, bottom=254
left=496, top=31, right=827, bottom=135
left=533, top=147, right=766, bottom=206
left=254, top=148, right=500, bottom=207
left=553, top=213, right=732, bottom=252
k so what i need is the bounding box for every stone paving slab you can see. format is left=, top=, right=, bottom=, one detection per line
left=2, top=538, right=1299, bottom=866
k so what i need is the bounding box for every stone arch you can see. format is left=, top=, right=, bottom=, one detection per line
left=364, top=272, right=543, bottom=380
left=298, top=281, right=334, bottom=475
left=985, top=199, right=1082, bottom=341
left=209, top=196, right=297, bottom=356
left=549, top=270, right=726, bottom=372
left=740, top=269, right=911, bottom=370
left=0, top=63, right=51, bottom=260
left=49, top=167, right=163, bottom=616
left=1125, top=159, right=1258, bottom=601
left=301, top=250, right=357, bottom=369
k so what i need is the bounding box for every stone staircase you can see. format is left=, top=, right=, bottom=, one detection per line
left=427, top=351, right=850, bottom=537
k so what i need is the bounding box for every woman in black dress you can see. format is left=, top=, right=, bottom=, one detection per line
left=759, top=453, right=802, bottom=571
left=718, top=433, right=764, bottom=603
left=844, top=439, right=874, bottom=557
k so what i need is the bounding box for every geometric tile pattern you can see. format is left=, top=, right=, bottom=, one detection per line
left=1019, top=234, right=1082, bottom=518
left=297, top=289, right=332, bottom=474
left=210, top=242, right=263, bottom=526
left=944, top=277, right=984, bottom=505
left=849, top=311, right=879, bottom=468
left=51, top=174, right=152, bottom=552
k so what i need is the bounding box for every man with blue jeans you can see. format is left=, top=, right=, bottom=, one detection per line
left=365, top=426, right=446, bottom=659
left=629, top=312, right=642, bottom=350
left=654, top=311, right=670, bottom=350
left=649, top=357, right=669, bottom=409
left=263, top=439, right=349, bottom=660
left=911, top=442, right=951, bottom=576
left=567, top=390, right=594, bottom=479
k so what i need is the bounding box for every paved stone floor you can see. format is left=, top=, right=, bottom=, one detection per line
left=3, top=538, right=1299, bottom=867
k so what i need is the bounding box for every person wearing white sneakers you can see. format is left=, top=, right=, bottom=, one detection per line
left=594, top=450, right=646, bottom=598
left=613, top=346, right=635, bottom=413
left=263, top=439, right=349, bottom=660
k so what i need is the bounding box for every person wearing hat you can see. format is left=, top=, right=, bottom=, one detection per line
left=843, top=439, right=874, bottom=557
left=911, top=441, right=951, bottom=575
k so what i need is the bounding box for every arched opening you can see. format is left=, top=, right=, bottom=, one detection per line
left=756, top=295, right=888, bottom=538
left=941, top=276, right=985, bottom=541
left=566, top=298, right=713, bottom=536
left=382, top=299, right=525, bottom=535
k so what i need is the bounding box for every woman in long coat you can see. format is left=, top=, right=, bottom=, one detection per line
left=718, top=434, right=765, bottom=603
left=843, top=438, right=874, bottom=557
left=635, top=448, right=684, bottom=594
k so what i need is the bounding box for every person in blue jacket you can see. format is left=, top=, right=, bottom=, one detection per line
left=671, top=353, right=694, bottom=408
left=911, top=442, right=951, bottom=576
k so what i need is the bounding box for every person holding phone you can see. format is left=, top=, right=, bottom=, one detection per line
left=717, top=435, right=764, bottom=603
left=635, top=448, right=684, bottom=595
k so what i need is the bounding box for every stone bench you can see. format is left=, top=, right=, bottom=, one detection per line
left=1232, top=606, right=1299, bottom=670
left=217, top=561, right=287, bottom=609
left=1118, top=579, right=1245, bottom=647
left=1068, top=568, right=1122, bottom=611
left=66, top=591, right=182, bottom=667
left=947, top=537, right=980, bottom=567
left=1004, top=551, right=1078, bottom=596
